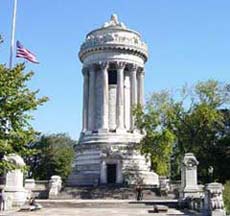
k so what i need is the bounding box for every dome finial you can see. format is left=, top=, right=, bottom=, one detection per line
left=111, top=14, right=119, bottom=25
left=103, top=14, right=126, bottom=28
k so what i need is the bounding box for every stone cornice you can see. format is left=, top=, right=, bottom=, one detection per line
left=79, top=44, right=148, bottom=63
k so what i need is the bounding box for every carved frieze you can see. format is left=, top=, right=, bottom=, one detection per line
left=81, top=33, right=147, bottom=52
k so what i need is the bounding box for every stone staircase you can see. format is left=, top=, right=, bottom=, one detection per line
left=34, top=186, right=202, bottom=215
left=54, top=186, right=176, bottom=200
left=29, top=186, right=203, bottom=216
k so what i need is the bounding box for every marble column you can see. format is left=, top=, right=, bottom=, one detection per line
left=138, top=68, right=144, bottom=106
left=99, top=62, right=109, bottom=132
left=116, top=62, right=126, bottom=131
left=130, top=64, right=138, bottom=130
left=124, top=74, right=131, bottom=130
left=116, top=161, right=123, bottom=184
left=82, top=67, right=89, bottom=132
left=100, top=161, right=107, bottom=184
left=88, top=64, right=95, bottom=131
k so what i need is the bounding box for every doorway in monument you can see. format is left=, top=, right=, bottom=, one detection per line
left=107, top=164, right=117, bottom=184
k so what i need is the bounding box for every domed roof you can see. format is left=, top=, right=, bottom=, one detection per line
left=79, top=14, right=148, bottom=63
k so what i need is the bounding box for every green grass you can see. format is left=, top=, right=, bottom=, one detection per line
left=223, top=181, right=230, bottom=215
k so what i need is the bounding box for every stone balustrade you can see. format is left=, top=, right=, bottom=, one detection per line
left=48, top=175, right=62, bottom=198
left=204, top=183, right=226, bottom=216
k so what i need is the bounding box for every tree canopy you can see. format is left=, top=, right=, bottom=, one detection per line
left=133, top=93, right=175, bottom=176
left=134, top=80, right=230, bottom=182
left=0, top=63, right=48, bottom=175
left=26, top=133, right=76, bottom=182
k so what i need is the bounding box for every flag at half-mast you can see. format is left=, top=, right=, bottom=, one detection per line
left=16, top=40, right=39, bottom=64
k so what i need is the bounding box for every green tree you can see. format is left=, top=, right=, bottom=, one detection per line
left=133, top=91, right=175, bottom=176
left=0, top=63, right=48, bottom=175
left=134, top=80, right=230, bottom=182
left=27, top=133, right=76, bottom=182
left=170, top=81, right=230, bottom=182
left=212, top=109, right=230, bottom=183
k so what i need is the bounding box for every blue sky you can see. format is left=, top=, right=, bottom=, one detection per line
left=1, top=0, right=230, bottom=139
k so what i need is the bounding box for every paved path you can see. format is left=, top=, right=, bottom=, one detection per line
left=2, top=207, right=194, bottom=216
left=1, top=200, right=200, bottom=216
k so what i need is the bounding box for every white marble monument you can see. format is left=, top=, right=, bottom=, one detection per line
left=180, top=153, right=200, bottom=198
left=68, top=14, right=159, bottom=186
left=4, top=154, right=27, bottom=206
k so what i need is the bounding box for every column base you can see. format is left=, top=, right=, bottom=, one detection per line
left=98, top=128, right=109, bottom=133
left=130, top=128, right=140, bottom=134
left=84, top=130, right=92, bottom=135
left=116, top=128, right=126, bottom=134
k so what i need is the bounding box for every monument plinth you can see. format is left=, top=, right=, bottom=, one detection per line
left=68, top=14, right=158, bottom=186
left=180, top=153, right=200, bottom=199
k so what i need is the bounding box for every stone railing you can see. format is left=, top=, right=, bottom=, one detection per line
left=169, top=180, right=181, bottom=198
left=48, top=176, right=62, bottom=198
left=178, top=154, right=226, bottom=215
left=159, top=176, right=170, bottom=196
left=25, top=179, right=49, bottom=199
left=24, top=176, right=62, bottom=199
left=203, top=183, right=226, bottom=216
left=186, top=196, right=205, bottom=213
left=182, top=182, right=226, bottom=216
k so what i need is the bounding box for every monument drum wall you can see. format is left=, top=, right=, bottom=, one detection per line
left=68, top=14, right=159, bottom=186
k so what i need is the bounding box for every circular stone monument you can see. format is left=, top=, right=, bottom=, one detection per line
left=68, top=14, right=159, bottom=186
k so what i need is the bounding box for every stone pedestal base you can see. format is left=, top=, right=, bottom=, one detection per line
left=4, top=188, right=27, bottom=207
left=180, top=187, right=201, bottom=199
left=68, top=132, right=159, bottom=186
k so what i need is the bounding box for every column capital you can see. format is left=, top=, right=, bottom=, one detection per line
left=128, top=63, right=138, bottom=73
left=137, top=67, right=144, bottom=73
left=137, top=68, right=145, bottom=77
left=87, top=64, right=95, bottom=72
left=98, top=61, right=109, bottom=70
left=115, top=61, right=126, bottom=70
left=82, top=67, right=89, bottom=76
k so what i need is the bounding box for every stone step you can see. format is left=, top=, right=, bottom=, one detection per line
left=37, top=199, right=179, bottom=209
left=55, top=186, right=176, bottom=200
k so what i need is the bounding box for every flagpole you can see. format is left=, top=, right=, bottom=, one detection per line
left=6, top=0, right=18, bottom=142
left=9, top=0, right=18, bottom=68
